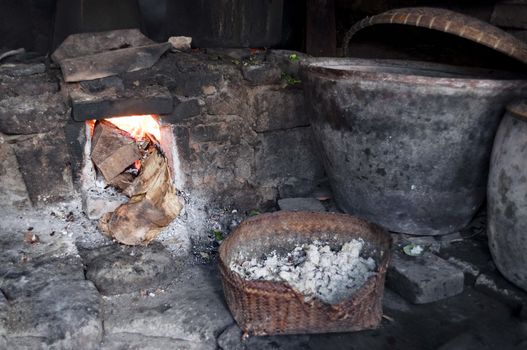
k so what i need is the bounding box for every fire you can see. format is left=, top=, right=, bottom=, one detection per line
left=104, top=115, right=161, bottom=141
left=87, top=115, right=161, bottom=172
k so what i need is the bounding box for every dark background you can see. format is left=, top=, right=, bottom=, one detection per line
left=0, top=0, right=500, bottom=54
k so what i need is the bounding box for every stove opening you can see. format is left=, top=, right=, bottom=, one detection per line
left=82, top=114, right=182, bottom=246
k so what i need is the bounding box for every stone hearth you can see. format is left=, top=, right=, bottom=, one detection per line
left=1, top=48, right=527, bottom=349
left=1, top=48, right=325, bottom=245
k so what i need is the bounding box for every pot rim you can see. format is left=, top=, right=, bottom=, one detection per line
left=507, top=100, right=527, bottom=122
left=301, top=57, right=527, bottom=89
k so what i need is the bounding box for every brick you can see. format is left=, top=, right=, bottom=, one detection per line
left=80, top=242, right=177, bottom=295
left=160, top=99, right=201, bottom=124
left=242, top=63, right=282, bottom=85
left=253, top=88, right=309, bottom=132
left=0, top=93, right=69, bottom=135
left=386, top=251, right=464, bottom=304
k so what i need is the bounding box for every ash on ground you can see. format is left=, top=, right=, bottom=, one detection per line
left=230, top=239, right=377, bottom=304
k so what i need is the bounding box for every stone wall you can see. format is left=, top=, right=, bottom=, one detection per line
left=0, top=64, right=73, bottom=205
left=0, top=49, right=325, bottom=234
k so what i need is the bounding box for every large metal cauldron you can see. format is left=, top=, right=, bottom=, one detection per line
left=488, top=101, right=527, bottom=292
left=301, top=58, right=527, bottom=235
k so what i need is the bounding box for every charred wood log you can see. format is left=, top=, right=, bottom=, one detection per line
left=91, top=120, right=141, bottom=182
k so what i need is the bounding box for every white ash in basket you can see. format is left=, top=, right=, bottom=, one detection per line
left=229, top=239, right=376, bottom=304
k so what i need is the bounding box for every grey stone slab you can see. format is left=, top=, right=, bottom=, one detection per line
left=13, top=130, right=74, bottom=205
left=204, top=82, right=249, bottom=116
left=80, top=242, right=180, bottom=296
left=278, top=197, right=325, bottom=212
left=0, top=72, right=59, bottom=98
left=103, top=266, right=232, bottom=348
left=52, top=29, right=155, bottom=62
left=242, top=64, right=282, bottom=85
left=0, top=135, right=30, bottom=209
left=3, top=336, right=48, bottom=349
left=0, top=255, right=85, bottom=300
left=189, top=115, right=245, bottom=144
left=386, top=251, right=464, bottom=304
left=121, top=52, right=224, bottom=98
left=253, top=88, right=309, bottom=132
left=53, top=29, right=170, bottom=82
left=7, top=280, right=103, bottom=350
left=70, top=81, right=173, bottom=121
left=0, top=93, right=69, bottom=134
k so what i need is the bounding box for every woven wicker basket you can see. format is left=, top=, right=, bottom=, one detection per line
left=218, top=211, right=392, bottom=336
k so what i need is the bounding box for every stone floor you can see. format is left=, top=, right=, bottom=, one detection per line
left=0, top=201, right=526, bottom=350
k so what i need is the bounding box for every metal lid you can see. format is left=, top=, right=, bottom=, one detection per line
left=343, top=7, right=527, bottom=65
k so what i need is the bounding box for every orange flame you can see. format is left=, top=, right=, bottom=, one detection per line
left=104, top=115, right=161, bottom=141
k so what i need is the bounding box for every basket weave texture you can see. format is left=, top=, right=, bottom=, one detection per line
left=218, top=211, right=392, bottom=336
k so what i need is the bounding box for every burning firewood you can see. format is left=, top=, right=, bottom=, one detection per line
left=98, top=147, right=183, bottom=245
left=108, top=172, right=135, bottom=192
left=91, top=120, right=141, bottom=182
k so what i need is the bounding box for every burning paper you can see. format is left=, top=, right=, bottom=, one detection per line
left=90, top=116, right=182, bottom=245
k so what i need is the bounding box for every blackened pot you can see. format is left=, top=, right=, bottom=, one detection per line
left=488, top=101, right=527, bottom=292
left=301, top=58, right=527, bottom=235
